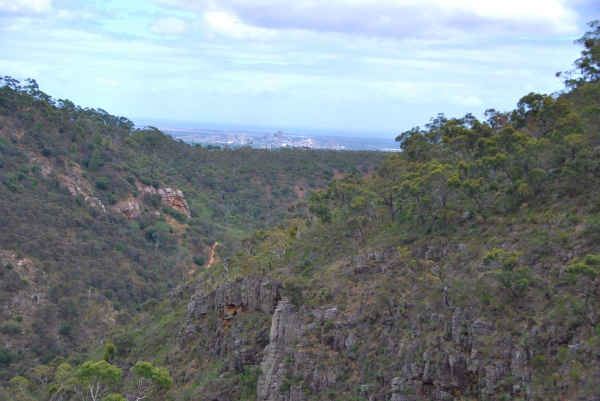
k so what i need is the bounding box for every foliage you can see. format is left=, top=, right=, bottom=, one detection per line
left=482, top=248, right=533, bottom=300
left=103, top=395, right=126, bottom=401
left=130, top=361, right=172, bottom=400
left=0, top=320, right=21, bottom=335
left=282, top=276, right=307, bottom=307
left=0, top=348, right=11, bottom=366
left=103, top=343, right=116, bottom=362
left=73, top=360, right=122, bottom=401
left=1, top=21, right=600, bottom=401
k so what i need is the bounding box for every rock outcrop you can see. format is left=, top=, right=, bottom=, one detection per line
left=169, top=248, right=600, bottom=401
left=59, top=168, right=106, bottom=211
left=252, top=298, right=600, bottom=401
left=112, top=200, right=141, bottom=220
left=175, top=278, right=281, bottom=373
left=256, top=300, right=370, bottom=401
left=138, top=186, right=190, bottom=217
left=185, top=277, right=281, bottom=325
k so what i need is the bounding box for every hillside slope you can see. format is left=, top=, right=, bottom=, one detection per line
left=1, top=19, right=600, bottom=401
left=0, top=75, right=381, bottom=399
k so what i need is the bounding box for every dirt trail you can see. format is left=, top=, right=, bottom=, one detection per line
left=187, top=242, right=221, bottom=274
left=206, top=242, right=220, bottom=269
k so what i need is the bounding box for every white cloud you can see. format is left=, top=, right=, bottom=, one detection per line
left=451, top=94, right=483, bottom=107
left=97, top=78, right=119, bottom=86
left=204, top=11, right=278, bottom=41
left=156, top=0, right=580, bottom=40
left=0, top=0, right=51, bottom=15
left=57, top=10, right=95, bottom=20
left=149, top=16, right=187, bottom=35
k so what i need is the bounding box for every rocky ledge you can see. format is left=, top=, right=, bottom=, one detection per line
left=138, top=186, right=190, bottom=217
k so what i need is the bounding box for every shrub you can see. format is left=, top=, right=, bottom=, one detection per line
left=96, top=177, right=111, bottom=190
left=104, top=395, right=126, bottom=401
left=104, top=342, right=116, bottom=362
left=282, top=277, right=307, bottom=307
left=113, top=242, right=126, bottom=254
left=58, top=324, right=72, bottom=336
left=0, top=321, right=21, bottom=335
left=111, top=331, right=134, bottom=356
left=532, top=355, right=547, bottom=370
left=142, top=298, right=159, bottom=311
left=193, top=255, right=205, bottom=266
left=0, top=348, right=11, bottom=366
left=115, top=311, right=131, bottom=325
left=88, top=149, right=104, bottom=170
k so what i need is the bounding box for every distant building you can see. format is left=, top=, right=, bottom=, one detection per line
left=238, top=134, right=246, bottom=142
left=227, top=133, right=235, bottom=141
left=276, top=130, right=283, bottom=141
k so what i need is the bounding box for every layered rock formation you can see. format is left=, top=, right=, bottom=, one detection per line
left=113, top=187, right=190, bottom=220
left=138, top=186, right=190, bottom=217
left=112, top=200, right=141, bottom=220
left=60, top=168, right=106, bottom=211
left=182, top=277, right=281, bottom=343
left=169, top=248, right=600, bottom=400
left=253, top=301, right=600, bottom=401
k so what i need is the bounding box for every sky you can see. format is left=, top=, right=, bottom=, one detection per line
left=0, top=0, right=599, bottom=137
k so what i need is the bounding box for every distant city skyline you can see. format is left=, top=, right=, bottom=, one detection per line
left=1, top=1, right=599, bottom=136
left=136, top=117, right=399, bottom=139
left=160, top=126, right=399, bottom=151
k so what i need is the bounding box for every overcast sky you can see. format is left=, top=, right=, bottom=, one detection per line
left=1, top=0, right=598, bottom=136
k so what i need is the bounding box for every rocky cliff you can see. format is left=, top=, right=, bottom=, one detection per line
left=112, top=200, right=141, bottom=220
left=169, top=277, right=281, bottom=396
left=138, top=186, right=190, bottom=217
left=254, top=297, right=599, bottom=401
left=170, top=248, right=600, bottom=401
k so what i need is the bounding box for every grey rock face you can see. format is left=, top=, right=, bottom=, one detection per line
left=178, top=277, right=281, bottom=376
left=171, top=249, right=599, bottom=400
left=186, top=277, right=281, bottom=323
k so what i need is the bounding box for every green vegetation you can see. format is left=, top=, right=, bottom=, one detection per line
left=0, top=18, right=599, bottom=401
left=0, top=66, right=377, bottom=398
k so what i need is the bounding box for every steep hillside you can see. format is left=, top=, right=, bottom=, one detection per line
left=2, top=19, right=600, bottom=401
left=0, top=75, right=381, bottom=399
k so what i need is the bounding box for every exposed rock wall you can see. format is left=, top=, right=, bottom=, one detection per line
left=251, top=252, right=600, bottom=401
left=60, top=167, right=106, bottom=211
left=253, top=301, right=600, bottom=401
left=175, top=277, right=282, bottom=378
left=172, top=250, right=600, bottom=400
left=138, top=186, right=190, bottom=217
left=112, top=200, right=141, bottom=220
left=185, top=277, right=281, bottom=323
